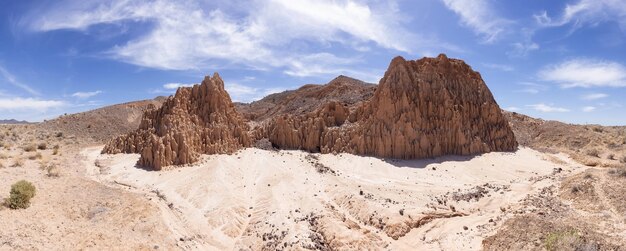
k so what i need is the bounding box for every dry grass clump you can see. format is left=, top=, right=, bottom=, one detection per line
left=39, top=160, right=60, bottom=178
left=544, top=229, right=597, bottom=251
left=585, top=148, right=599, bottom=158
left=4, top=180, right=36, bottom=209
left=608, top=167, right=626, bottom=178
left=37, top=142, right=47, bottom=150
left=28, top=152, right=43, bottom=160
left=10, top=157, right=24, bottom=167
left=22, top=143, right=37, bottom=152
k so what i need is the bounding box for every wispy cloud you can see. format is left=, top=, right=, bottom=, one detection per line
left=0, top=97, right=65, bottom=111
left=515, top=82, right=548, bottom=94
left=581, top=93, right=608, bottom=100
left=582, top=106, right=596, bottom=112
left=534, top=0, right=626, bottom=31
left=538, top=58, right=626, bottom=88
left=0, top=65, right=39, bottom=95
left=482, top=63, right=514, bottom=72
left=441, top=0, right=511, bottom=43
left=163, top=83, right=196, bottom=90
left=225, top=82, right=286, bottom=103
left=527, top=103, right=570, bottom=112
left=71, top=90, right=102, bottom=99
left=504, top=106, right=520, bottom=111
left=27, top=0, right=438, bottom=77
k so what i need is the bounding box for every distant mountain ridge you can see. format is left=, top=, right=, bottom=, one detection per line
left=0, top=119, right=31, bottom=124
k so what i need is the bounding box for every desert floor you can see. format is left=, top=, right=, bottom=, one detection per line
left=81, top=147, right=586, bottom=250
left=2, top=130, right=625, bottom=251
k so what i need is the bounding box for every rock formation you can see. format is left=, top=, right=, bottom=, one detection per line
left=104, top=54, right=517, bottom=170
left=102, top=73, right=251, bottom=170
left=263, top=54, right=517, bottom=158
left=236, top=75, right=375, bottom=122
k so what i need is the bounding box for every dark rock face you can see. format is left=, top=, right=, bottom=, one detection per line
left=104, top=55, right=517, bottom=170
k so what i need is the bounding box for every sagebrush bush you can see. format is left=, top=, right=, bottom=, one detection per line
left=585, top=148, right=599, bottom=157
left=22, top=144, right=36, bottom=152
left=4, top=180, right=36, bottom=209
left=37, top=142, right=47, bottom=150
left=11, top=157, right=24, bottom=167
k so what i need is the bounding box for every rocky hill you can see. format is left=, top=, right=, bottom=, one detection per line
left=104, top=54, right=517, bottom=169
left=236, top=75, right=376, bottom=122
left=504, top=111, right=626, bottom=167
left=37, top=97, right=166, bottom=143
left=262, top=54, right=517, bottom=158
left=102, top=73, right=251, bottom=170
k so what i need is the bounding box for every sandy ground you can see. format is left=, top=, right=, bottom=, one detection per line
left=81, top=146, right=586, bottom=250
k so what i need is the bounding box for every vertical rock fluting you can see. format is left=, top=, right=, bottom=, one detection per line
left=104, top=54, right=517, bottom=170
left=263, top=54, right=517, bottom=158
left=102, top=73, right=251, bottom=170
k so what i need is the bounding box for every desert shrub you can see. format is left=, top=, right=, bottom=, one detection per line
left=544, top=230, right=585, bottom=251
left=608, top=168, right=626, bottom=178
left=607, top=153, right=615, bottom=160
left=4, top=180, right=36, bottom=209
left=52, top=145, right=60, bottom=155
left=55, top=132, right=63, bottom=138
left=585, top=149, right=599, bottom=158
left=46, top=165, right=60, bottom=178
left=28, top=152, right=42, bottom=160
left=37, top=142, right=47, bottom=150
left=22, top=144, right=36, bottom=152
left=591, top=126, right=603, bottom=133
left=11, top=157, right=24, bottom=167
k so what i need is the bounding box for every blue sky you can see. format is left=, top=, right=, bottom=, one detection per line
left=0, top=0, right=625, bottom=125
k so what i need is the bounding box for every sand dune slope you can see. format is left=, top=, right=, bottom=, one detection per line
left=83, top=147, right=584, bottom=250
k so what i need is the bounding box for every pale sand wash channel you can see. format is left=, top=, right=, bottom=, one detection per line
left=81, top=147, right=586, bottom=250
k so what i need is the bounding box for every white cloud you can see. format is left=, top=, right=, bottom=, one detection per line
left=581, top=93, right=608, bottom=100
left=0, top=65, right=39, bottom=95
left=515, top=82, right=548, bottom=94
left=482, top=63, right=513, bottom=72
left=539, top=59, right=626, bottom=88
left=28, top=0, right=429, bottom=76
left=505, top=106, right=520, bottom=111
left=527, top=103, right=570, bottom=113
left=163, top=83, right=196, bottom=90
left=225, top=82, right=286, bottom=103
left=582, top=106, right=596, bottom=112
left=0, top=97, right=65, bottom=111
left=71, top=90, right=102, bottom=99
left=509, top=41, right=539, bottom=57
left=535, top=0, right=626, bottom=30
left=441, top=0, right=511, bottom=43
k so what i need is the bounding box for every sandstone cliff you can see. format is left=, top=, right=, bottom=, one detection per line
left=263, top=54, right=517, bottom=158
left=102, top=73, right=251, bottom=170
left=104, top=54, right=517, bottom=169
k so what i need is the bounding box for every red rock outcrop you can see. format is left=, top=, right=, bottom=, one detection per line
left=263, top=54, right=517, bottom=158
left=104, top=54, right=517, bottom=170
left=102, top=73, right=251, bottom=170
